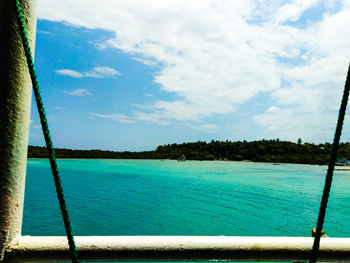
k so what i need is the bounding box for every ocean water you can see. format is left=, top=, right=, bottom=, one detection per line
left=23, top=159, right=350, bottom=238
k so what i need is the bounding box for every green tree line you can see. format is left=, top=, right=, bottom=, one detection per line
left=28, top=139, right=350, bottom=164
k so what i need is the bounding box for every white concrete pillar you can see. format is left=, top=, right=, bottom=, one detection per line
left=0, top=0, right=36, bottom=260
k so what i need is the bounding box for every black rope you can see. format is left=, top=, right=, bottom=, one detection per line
left=309, top=62, right=350, bottom=263
left=12, top=1, right=79, bottom=262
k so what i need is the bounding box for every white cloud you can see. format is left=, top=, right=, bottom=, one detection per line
left=253, top=106, right=336, bottom=142
left=38, top=30, right=55, bottom=36
left=38, top=0, right=350, bottom=139
left=85, top=67, right=121, bottom=78
left=56, top=66, right=121, bottom=78
left=64, top=89, right=92, bottom=96
left=30, top=119, right=41, bottom=129
left=133, top=111, right=170, bottom=125
left=56, top=69, right=84, bottom=78
left=273, top=0, right=320, bottom=23
left=132, top=57, right=158, bottom=66
left=192, top=124, right=219, bottom=133
left=91, top=113, right=135, bottom=123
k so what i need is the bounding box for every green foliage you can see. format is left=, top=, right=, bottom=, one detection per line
left=28, top=139, right=350, bottom=165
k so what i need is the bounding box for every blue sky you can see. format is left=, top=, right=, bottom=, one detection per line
left=29, top=0, right=350, bottom=151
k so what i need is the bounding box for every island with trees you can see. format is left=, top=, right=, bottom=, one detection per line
left=28, top=139, right=350, bottom=165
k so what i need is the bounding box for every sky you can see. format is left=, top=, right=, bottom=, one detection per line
left=29, top=0, right=350, bottom=151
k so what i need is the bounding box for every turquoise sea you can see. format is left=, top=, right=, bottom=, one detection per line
left=23, top=159, right=350, bottom=238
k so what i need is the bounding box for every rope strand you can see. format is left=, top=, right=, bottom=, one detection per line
left=309, top=62, right=350, bottom=263
left=12, top=1, right=79, bottom=262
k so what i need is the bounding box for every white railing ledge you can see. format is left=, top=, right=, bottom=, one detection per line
left=4, top=236, right=350, bottom=262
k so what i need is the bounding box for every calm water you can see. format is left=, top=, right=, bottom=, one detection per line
left=23, top=159, right=350, bottom=237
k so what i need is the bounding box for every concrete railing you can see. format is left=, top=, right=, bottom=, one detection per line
left=4, top=235, right=350, bottom=262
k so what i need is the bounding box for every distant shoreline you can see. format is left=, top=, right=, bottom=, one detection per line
left=26, top=157, right=337, bottom=169
left=28, top=139, right=350, bottom=165
left=24, top=157, right=289, bottom=163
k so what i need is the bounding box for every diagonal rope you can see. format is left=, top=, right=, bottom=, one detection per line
left=309, top=62, right=350, bottom=263
left=12, top=1, right=79, bottom=262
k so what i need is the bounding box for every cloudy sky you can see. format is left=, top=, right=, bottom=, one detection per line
left=29, top=0, right=350, bottom=151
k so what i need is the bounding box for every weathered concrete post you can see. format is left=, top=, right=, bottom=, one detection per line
left=0, top=0, right=37, bottom=260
